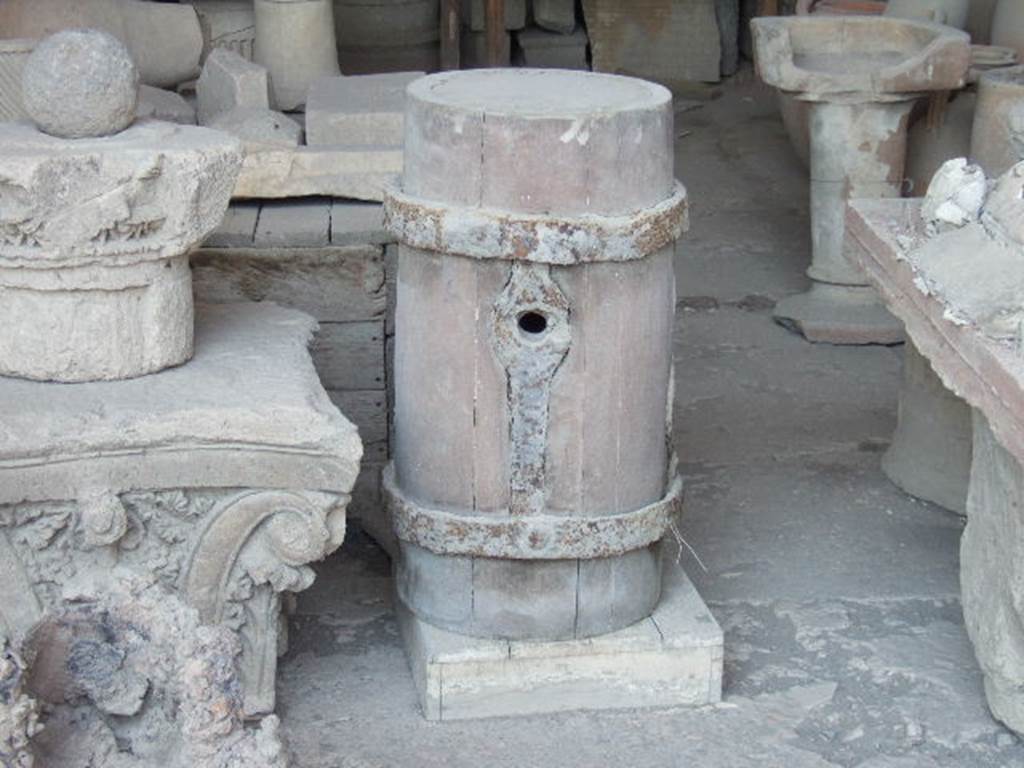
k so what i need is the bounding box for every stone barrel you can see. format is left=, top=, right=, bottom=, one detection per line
left=383, top=69, right=688, bottom=641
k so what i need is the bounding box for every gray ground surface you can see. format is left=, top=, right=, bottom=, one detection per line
left=278, top=72, right=1024, bottom=767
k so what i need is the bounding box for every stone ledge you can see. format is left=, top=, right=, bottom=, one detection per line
left=398, top=554, right=723, bottom=721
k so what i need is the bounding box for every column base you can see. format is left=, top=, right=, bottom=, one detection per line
left=397, top=556, right=723, bottom=721
left=773, top=283, right=905, bottom=345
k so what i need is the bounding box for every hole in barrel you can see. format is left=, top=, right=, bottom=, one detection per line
left=518, top=311, right=548, bottom=335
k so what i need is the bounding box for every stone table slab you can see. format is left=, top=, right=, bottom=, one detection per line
left=0, top=301, right=362, bottom=505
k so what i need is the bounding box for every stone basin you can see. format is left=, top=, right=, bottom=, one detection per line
left=753, top=16, right=970, bottom=100
left=0, top=119, right=242, bottom=382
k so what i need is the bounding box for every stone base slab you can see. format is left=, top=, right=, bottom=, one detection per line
left=397, top=555, right=722, bottom=721
left=773, top=283, right=905, bottom=345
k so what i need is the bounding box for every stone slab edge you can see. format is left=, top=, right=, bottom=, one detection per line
left=847, top=198, right=1024, bottom=465
left=397, top=554, right=723, bottom=721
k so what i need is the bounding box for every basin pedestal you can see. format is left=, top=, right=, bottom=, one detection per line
left=751, top=15, right=970, bottom=344
left=775, top=94, right=911, bottom=343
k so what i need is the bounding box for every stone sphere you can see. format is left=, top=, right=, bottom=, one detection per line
left=22, top=29, right=139, bottom=139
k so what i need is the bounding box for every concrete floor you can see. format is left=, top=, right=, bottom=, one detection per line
left=278, top=72, right=1024, bottom=767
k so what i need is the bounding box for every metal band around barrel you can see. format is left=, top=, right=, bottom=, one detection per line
left=384, top=463, right=683, bottom=560
left=382, top=181, right=689, bottom=265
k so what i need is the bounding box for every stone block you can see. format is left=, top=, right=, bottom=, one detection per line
left=210, top=107, right=303, bottom=151
left=136, top=84, right=197, bottom=125
left=532, top=0, right=576, bottom=33
left=462, top=0, right=527, bottom=30
left=0, top=302, right=362, bottom=716
left=330, top=201, right=390, bottom=245
left=254, top=0, right=340, bottom=111
left=515, top=27, right=588, bottom=70
left=0, top=120, right=242, bottom=382
left=306, top=72, right=421, bottom=148
left=196, top=47, right=268, bottom=125
left=233, top=146, right=402, bottom=201
left=334, top=0, right=439, bottom=48
left=582, top=0, right=721, bottom=84
left=202, top=201, right=260, bottom=248
left=398, top=555, right=723, bottom=720
left=338, top=41, right=439, bottom=75
left=313, top=321, right=385, bottom=390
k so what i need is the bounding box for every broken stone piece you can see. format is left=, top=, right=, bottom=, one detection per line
left=922, top=158, right=988, bottom=233
left=0, top=641, right=40, bottom=768
left=196, top=47, right=269, bottom=126
left=0, top=120, right=242, bottom=382
left=209, top=107, right=303, bottom=151
left=136, top=84, right=197, bottom=125
left=305, top=72, right=421, bottom=147
left=22, top=29, right=138, bottom=139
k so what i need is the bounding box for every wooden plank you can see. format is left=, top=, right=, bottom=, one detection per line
left=486, top=0, right=506, bottom=66
left=441, top=0, right=461, bottom=70
left=312, top=321, right=385, bottom=391
left=255, top=199, right=331, bottom=247
left=327, top=389, right=388, bottom=444
left=203, top=201, right=260, bottom=248
left=191, top=245, right=386, bottom=322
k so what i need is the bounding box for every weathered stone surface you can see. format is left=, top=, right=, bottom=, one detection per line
left=233, top=146, right=401, bottom=201
left=136, top=84, right=197, bottom=125
left=190, top=0, right=257, bottom=61
left=582, top=0, right=721, bottom=84
left=0, top=302, right=361, bottom=716
left=0, top=642, right=40, bottom=768
left=305, top=72, right=421, bottom=148
left=515, top=27, right=588, bottom=70
left=254, top=0, right=340, bottom=111
left=196, top=47, right=268, bottom=125
left=24, top=575, right=288, bottom=767
left=255, top=199, right=331, bottom=247
left=905, top=91, right=975, bottom=197
left=0, top=0, right=203, bottom=89
left=461, top=29, right=511, bottom=68
left=209, top=107, right=303, bottom=151
left=22, top=29, right=138, bottom=139
left=331, top=200, right=390, bottom=245
left=0, top=120, right=242, bottom=382
left=334, top=0, right=439, bottom=47
left=532, top=0, right=576, bottom=33
left=963, top=411, right=1024, bottom=735
left=338, top=41, right=439, bottom=75
left=0, top=38, right=34, bottom=122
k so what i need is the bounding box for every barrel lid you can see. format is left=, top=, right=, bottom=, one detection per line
left=402, top=68, right=676, bottom=216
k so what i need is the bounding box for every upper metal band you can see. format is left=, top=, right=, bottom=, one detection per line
left=382, top=181, right=689, bottom=265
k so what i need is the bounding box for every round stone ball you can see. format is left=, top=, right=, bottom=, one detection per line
left=22, top=29, right=139, bottom=139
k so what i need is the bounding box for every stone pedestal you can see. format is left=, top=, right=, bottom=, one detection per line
left=0, top=302, right=362, bottom=717
left=254, top=0, right=340, bottom=111
left=882, top=340, right=972, bottom=514
left=385, top=69, right=693, bottom=645
left=0, top=120, right=241, bottom=382
left=962, top=409, right=1024, bottom=733
left=751, top=15, right=970, bottom=344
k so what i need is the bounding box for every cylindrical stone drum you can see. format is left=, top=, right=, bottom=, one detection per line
left=383, top=69, right=688, bottom=641
left=971, top=66, right=1024, bottom=177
